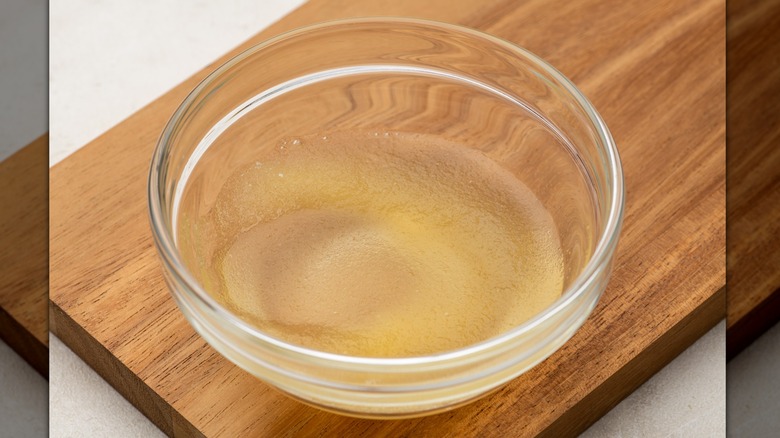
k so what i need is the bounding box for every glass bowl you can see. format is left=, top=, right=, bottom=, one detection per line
left=149, top=17, right=624, bottom=418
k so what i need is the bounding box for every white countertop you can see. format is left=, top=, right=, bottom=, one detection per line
left=1, top=0, right=765, bottom=436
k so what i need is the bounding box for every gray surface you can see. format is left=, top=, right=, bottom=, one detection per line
left=0, top=339, right=47, bottom=438
left=46, top=1, right=730, bottom=437
left=0, top=0, right=47, bottom=160
left=0, top=0, right=48, bottom=435
left=728, top=321, right=780, bottom=437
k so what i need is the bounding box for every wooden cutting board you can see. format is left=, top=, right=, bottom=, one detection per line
left=49, top=0, right=725, bottom=436
left=0, top=133, right=48, bottom=377
left=726, top=0, right=780, bottom=359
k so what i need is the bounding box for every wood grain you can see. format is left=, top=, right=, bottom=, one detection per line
left=726, top=0, right=780, bottom=359
left=0, top=133, right=48, bottom=377
left=49, top=0, right=725, bottom=436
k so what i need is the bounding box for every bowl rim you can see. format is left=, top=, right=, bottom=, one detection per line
left=148, top=16, right=625, bottom=367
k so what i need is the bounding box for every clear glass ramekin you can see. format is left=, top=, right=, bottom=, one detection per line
left=149, top=18, right=624, bottom=418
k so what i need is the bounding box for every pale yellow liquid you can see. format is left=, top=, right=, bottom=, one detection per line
left=188, top=132, right=563, bottom=357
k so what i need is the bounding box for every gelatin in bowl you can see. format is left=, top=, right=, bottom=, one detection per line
left=149, top=17, right=623, bottom=418
left=179, top=131, right=566, bottom=358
